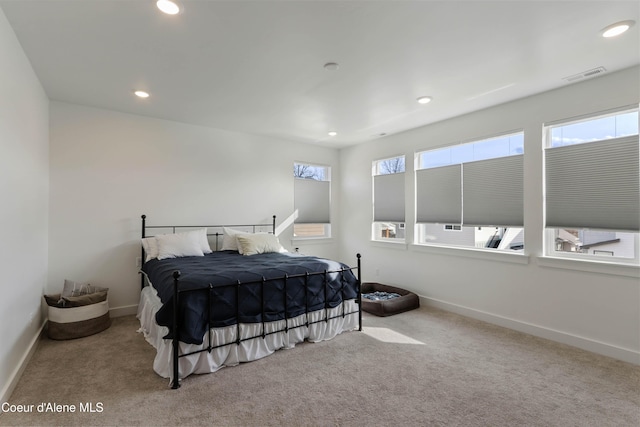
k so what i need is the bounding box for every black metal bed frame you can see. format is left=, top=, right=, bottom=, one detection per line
left=140, top=215, right=362, bottom=389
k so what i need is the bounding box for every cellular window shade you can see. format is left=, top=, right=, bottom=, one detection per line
left=545, top=136, right=639, bottom=231
left=416, top=165, right=462, bottom=224
left=463, top=155, right=524, bottom=227
left=373, top=173, right=405, bottom=222
left=294, top=178, right=330, bottom=223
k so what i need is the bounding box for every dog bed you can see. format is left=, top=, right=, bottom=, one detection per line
left=361, top=282, right=420, bottom=317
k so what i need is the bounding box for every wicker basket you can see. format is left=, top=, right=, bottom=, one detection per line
left=47, top=300, right=111, bottom=340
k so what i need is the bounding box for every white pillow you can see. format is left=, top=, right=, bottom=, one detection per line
left=143, top=229, right=211, bottom=261
left=156, top=230, right=205, bottom=260
left=235, top=233, right=286, bottom=256
left=195, top=228, right=213, bottom=254
left=221, top=227, right=245, bottom=251
left=141, top=236, right=159, bottom=262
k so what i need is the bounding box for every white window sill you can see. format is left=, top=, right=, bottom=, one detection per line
left=410, top=243, right=530, bottom=264
left=291, top=237, right=334, bottom=245
left=538, top=256, right=640, bottom=278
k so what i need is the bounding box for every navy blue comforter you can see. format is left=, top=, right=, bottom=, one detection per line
left=142, top=251, right=359, bottom=344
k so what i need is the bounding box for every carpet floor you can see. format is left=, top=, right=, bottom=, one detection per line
left=1, top=306, right=638, bottom=426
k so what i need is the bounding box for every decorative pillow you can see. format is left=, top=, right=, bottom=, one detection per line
left=44, top=293, right=62, bottom=307
left=62, top=290, right=108, bottom=307
left=45, top=290, right=108, bottom=308
left=141, top=236, right=159, bottom=262
left=156, top=230, right=205, bottom=260
left=221, top=227, right=245, bottom=251
left=235, top=233, right=286, bottom=256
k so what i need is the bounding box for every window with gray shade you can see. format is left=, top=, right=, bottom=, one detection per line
left=415, top=132, right=524, bottom=251
left=415, top=165, right=462, bottom=224
left=372, top=156, right=406, bottom=242
left=373, top=173, right=405, bottom=222
left=293, top=163, right=331, bottom=238
left=463, top=155, right=524, bottom=227
left=545, top=136, right=639, bottom=231
left=544, top=107, right=639, bottom=262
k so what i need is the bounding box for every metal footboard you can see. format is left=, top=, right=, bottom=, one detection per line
left=168, top=255, right=361, bottom=389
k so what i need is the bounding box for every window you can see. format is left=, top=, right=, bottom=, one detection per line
left=544, top=107, right=639, bottom=263
left=293, top=163, right=331, bottom=238
left=372, top=156, right=406, bottom=242
left=415, top=132, right=524, bottom=251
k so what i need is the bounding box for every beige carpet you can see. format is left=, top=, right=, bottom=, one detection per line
left=1, top=306, right=638, bottom=426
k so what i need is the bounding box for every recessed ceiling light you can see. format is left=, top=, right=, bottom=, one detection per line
left=328, top=131, right=337, bottom=137
left=324, top=62, right=339, bottom=71
left=134, top=90, right=150, bottom=98
left=601, top=20, right=635, bottom=38
left=157, top=0, right=181, bottom=15
left=416, top=96, right=432, bottom=104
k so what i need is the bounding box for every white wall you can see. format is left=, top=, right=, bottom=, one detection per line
left=48, top=102, right=342, bottom=315
left=0, top=8, right=49, bottom=401
left=339, top=66, right=640, bottom=364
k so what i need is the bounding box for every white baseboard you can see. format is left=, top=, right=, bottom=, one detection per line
left=109, top=304, right=138, bottom=318
left=420, top=295, right=640, bottom=365
left=0, top=322, right=46, bottom=405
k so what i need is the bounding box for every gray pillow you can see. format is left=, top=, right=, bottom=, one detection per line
left=44, top=293, right=63, bottom=307
left=61, top=290, right=108, bottom=307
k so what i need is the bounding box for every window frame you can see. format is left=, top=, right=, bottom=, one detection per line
left=542, top=106, right=639, bottom=265
left=372, top=155, right=406, bottom=244
left=414, top=131, right=525, bottom=253
left=293, top=162, right=332, bottom=240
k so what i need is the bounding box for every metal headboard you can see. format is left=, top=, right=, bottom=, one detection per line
left=139, top=214, right=276, bottom=289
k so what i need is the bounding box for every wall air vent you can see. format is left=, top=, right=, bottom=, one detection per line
left=563, top=66, right=607, bottom=83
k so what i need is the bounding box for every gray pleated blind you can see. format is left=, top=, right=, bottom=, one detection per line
left=294, top=178, right=330, bottom=223
left=545, top=136, right=639, bottom=231
left=463, top=155, right=524, bottom=227
left=373, top=173, right=405, bottom=222
left=416, top=165, right=462, bottom=224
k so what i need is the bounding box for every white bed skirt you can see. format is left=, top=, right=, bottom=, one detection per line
left=137, top=285, right=359, bottom=381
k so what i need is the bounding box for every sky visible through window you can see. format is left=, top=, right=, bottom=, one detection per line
left=417, top=110, right=638, bottom=169
left=419, top=133, right=524, bottom=169
left=550, top=111, right=638, bottom=147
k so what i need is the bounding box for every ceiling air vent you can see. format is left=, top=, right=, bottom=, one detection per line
left=563, top=66, right=607, bottom=82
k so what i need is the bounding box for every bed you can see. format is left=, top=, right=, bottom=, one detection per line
left=136, top=215, right=362, bottom=388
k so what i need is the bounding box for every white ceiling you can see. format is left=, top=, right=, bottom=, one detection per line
left=1, top=0, right=638, bottom=148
